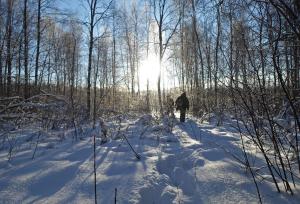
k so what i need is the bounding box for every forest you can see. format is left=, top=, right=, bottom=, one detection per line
left=0, top=0, right=300, bottom=203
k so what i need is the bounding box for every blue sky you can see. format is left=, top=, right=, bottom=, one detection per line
left=56, top=0, right=80, bottom=11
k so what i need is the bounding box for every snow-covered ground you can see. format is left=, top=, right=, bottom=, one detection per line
left=0, top=113, right=299, bottom=203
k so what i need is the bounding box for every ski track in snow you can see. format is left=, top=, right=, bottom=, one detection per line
left=0, top=116, right=299, bottom=204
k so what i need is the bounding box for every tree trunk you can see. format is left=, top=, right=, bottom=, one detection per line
left=87, top=0, right=97, bottom=117
left=0, top=2, right=3, bottom=96
left=35, top=0, right=41, bottom=90
left=112, top=10, right=116, bottom=111
left=17, top=41, right=22, bottom=94
left=5, top=0, right=13, bottom=97
left=214, top=5, right=221, bottom=108
left=71, top=39, right=76, bottom=106
left=0, top=48, right=2, bottom=96
left=24, top=0, right=29, bottom=98
left=158, top=22, right=163, bottom=116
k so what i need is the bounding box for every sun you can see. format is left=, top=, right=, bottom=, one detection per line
left=139, top=53, right=160, bottom=90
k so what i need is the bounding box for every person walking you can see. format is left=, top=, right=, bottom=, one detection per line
left=175, top=92, right=189, bottom=122
left=165, top=95, right=175, bottom=118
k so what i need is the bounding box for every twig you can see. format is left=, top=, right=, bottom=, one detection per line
left=32, top=131, right=41, bottom=160
left=93, top=134, right=97, bottom=204
left=114, top=188, right=117, bottom=204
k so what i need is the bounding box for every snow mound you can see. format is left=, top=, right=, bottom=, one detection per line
left=138, top=172, right=177, bottom=204
left=136, top=114, right=153, bottom=126
left=160, top=133, right=179, bottom=143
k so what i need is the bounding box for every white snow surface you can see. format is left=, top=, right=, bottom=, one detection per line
left=0, top=114, right=299, bottom=204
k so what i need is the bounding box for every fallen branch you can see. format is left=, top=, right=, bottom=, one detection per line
left=121, top=133, right=140, bottom=160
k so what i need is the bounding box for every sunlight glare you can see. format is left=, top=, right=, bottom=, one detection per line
left=139, top=53, right=160, bottom=90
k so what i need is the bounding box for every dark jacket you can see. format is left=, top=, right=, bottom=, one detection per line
left=175, top=93, right=189, bottom=111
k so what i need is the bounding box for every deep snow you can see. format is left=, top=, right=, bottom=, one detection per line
left=0, top=113, right=299, bottom=203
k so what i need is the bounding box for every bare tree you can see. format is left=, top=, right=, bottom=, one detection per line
left=34, top=0, right=41, bottom=89
left=0, top=1, right=4, bottom=96
left=23, top=0, right=29, bottom=98
left=152, top=0, right=181, bottom=116
left=85, top=0, right=112, bottom=117
left=5, top=0, right=14, bottom=97
left=111, top=1, right=117, bottom=110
